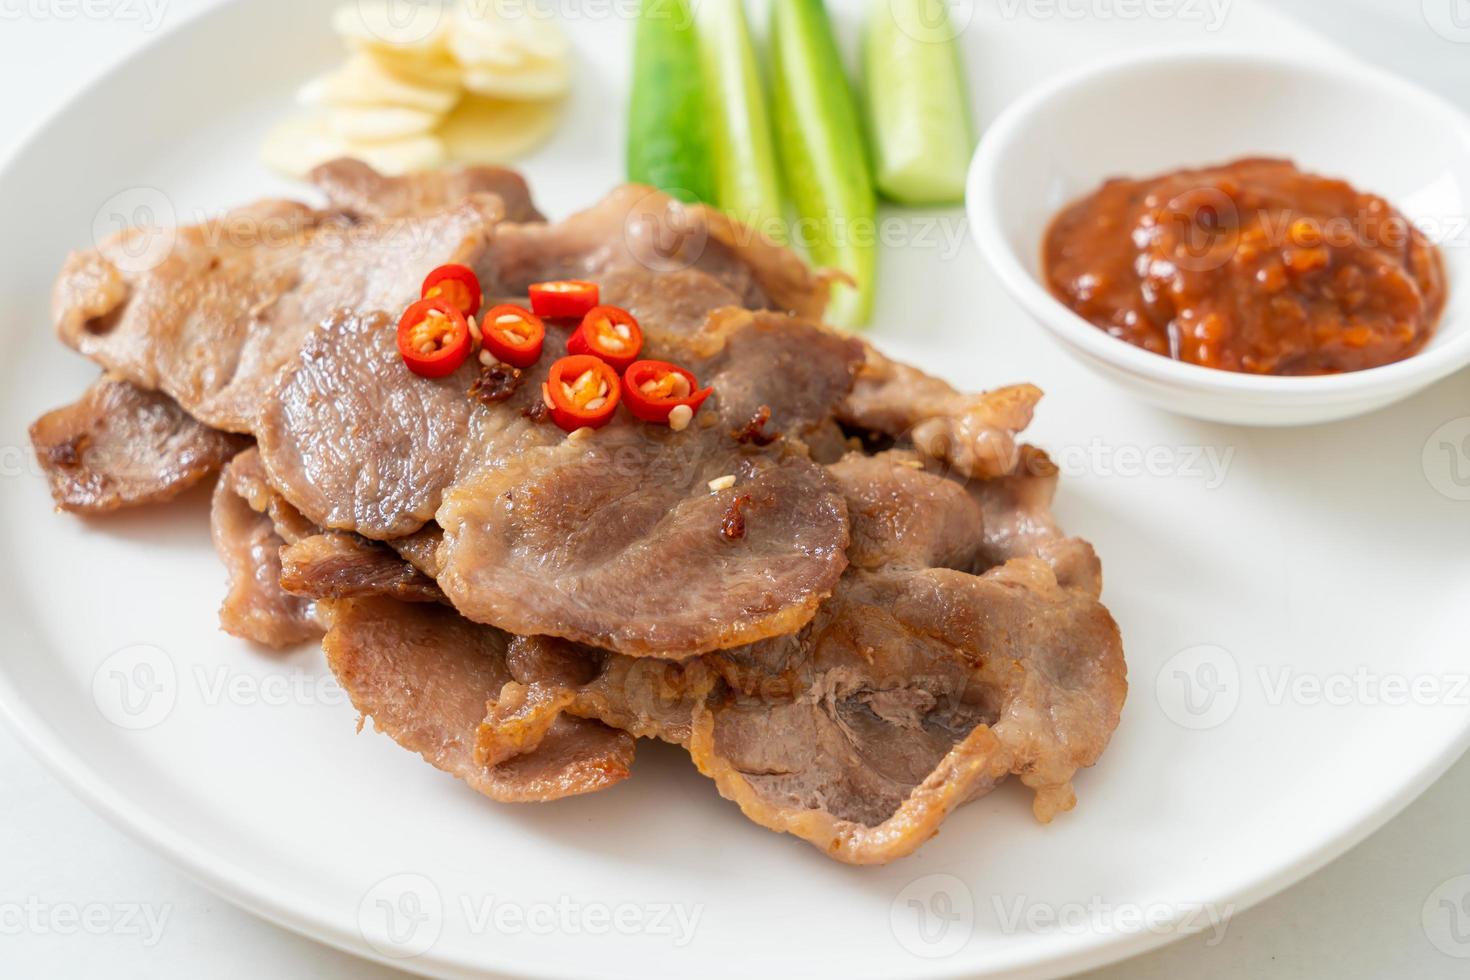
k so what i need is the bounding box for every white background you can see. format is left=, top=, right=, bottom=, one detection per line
left=1, top=1, right=1467, bottom=977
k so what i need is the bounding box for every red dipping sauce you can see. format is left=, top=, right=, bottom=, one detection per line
left=1043, top=158, right=1446, bottom=376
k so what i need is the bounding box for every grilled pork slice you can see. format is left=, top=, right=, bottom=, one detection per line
left=241, top=298, right=1066, bottom=664
left=299, top=444, right=1123, bottom=863
left=210, top=445, right=444, bottom=644
left=968, top=445, right=1102, bottom=596
left=309, top=157, right=545, bottom=224
left=279, top=533, right=444, bottom=605
left=839, top=344, right=1043, bottom=480
left=308, top=162, right=829, bottom=330
left=386, top=524, right=444, bottom=578
left=321, top=597, right=635, bottom=803
left=210, top=449, right=320, bottom=649
left=30, top=374, right=248, bottom=513
left=46, top=169, right=849, bottom=656
left=250, top=306, right=862, bottom=656
left=53, top=194, right=499, bottom=432
left=38, top=169, right=512, bottom=514
left=593, top=266, right=746, bottom=339
left=484, top=183, right=832, bottom=324
left=46, top=166, right=1084, bottom=669
left=683, top=559, right=1123, bottom=864
left=253, top=308, right=486, bottom=540
left=473, top=450, right=1123, bottom=863
left=318, top=560, right=1122, bottom=864
left=433, top=311, right=864, bottom=656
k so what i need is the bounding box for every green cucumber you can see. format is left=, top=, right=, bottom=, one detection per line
left=863, top=0, right=974, bottom=205
left=770, top=0, right=877, bottom=328
left=696, top=0, right=786, bottom=242
left=627, top=0, right=713, bottom=204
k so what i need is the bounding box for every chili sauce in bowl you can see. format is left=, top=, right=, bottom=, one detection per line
left=1042, top=158, right=1446, bottom=376
left=968, top=49, right=1470, bottom=425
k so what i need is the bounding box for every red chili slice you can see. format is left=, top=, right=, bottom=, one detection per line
left=421, top=264, right=482, bottom=319
left=397, top=299, right=472, bottom=379
left=622, top=360, right=712, bottom=428
left=480, top=304, right=546, bottom=369
left=543, top=355, right=621, bottom=432
left=529, top=280, right=599, bottom=320
left=567, top=305, right=644, bottom=372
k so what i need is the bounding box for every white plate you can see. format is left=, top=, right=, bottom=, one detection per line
left=1, top=2, right=1468, bottom=979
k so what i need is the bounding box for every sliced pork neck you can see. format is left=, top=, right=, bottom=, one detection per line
left=36, top=162, right=1127, bottom=863
left=209, top=449, right=320, bottom=649
left=53, top=194, right=499, bottom=432
left=321, top=597, right=635, bottom=803
left=307, top=444, right=1125, bottom=864
left=310, top=157, right=545, bottom=224
left=30, top=374, right=248, bottom=513
left=48, top=167, right=855, bottom=657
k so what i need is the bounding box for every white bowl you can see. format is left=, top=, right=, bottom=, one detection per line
left=967, top=48, right=1470, bottom=426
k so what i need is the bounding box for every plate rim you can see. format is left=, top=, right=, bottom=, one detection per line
left=2, top=3, right=1468, bottom=978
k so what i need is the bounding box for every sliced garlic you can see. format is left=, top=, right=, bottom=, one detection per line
left=327, top=104, right=444, bottom=143
left=302, top=54, right=460, bottom=114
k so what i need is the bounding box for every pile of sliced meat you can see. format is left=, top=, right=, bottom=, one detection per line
left=31, top=160, right=1126, bottom=864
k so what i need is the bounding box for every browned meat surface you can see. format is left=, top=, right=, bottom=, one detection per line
left=255, top=309, right=487, bottom=539
left=280, top=376, right=1120, bottom=862
left=306, top=164, right=824, bottom=324
left=30, top=374, right=247, bottom=513
left=310, top=157, right=544, bottom=224
left=321, top=597, right=635, bottom=802
left=700, top=204, right=840, bottom=321
left=388, top=524, right=444, bottom=577
left=499, top=636, right=693, bottom=748
left=692, top=309, right=866, bottom=437
left=596, top=266, right=744, bottom=340
left=38, top=167, right=1126, bottom=864
left=221, top=445, right=317, bottom=545
left=969, top=445, right=1103, bottom=596
left=486, top=184, right=830, bottom=321
left=280, top=533, right=444, bottom=604
left=407, top=558, right=1121, bottom=865
left=248, top=299, right=862, bottom=656
left=433, top=311, right=862, bottom=657
left=468, top=450, right=1126, bottom=863
left=439, top=432, right=849, bottom=657
left=48, top=176, right=857, bottom=657
left=827, top=451, right=985, bottom=571
left=689, top=559, right=1123, bottom=863
left=839, top=345, right=1041, bottom=480
left=210, top=450, right=320, bottom=648
left=53, top=195, right=498, bottom=432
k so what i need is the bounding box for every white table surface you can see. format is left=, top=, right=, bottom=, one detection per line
left=2, top=2, right=1467, bottom=977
